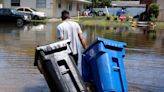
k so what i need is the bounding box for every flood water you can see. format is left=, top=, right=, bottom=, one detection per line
left=0, top=22, right=164, bottom=92
left=82, top=25, right=164, bottom=92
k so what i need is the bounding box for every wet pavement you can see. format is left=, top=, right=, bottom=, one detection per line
left=0, top=22, right=164, bottom=92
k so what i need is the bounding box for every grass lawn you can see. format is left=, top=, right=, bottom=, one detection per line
left=77, top=16, right=130, bottom=27
left=75, top=16, right=164, bottom=30
left=155, top=22, right=164, bottom=30
left=31, top=16, right=164, bottom=30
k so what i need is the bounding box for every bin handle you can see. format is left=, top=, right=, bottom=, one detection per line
left=113, top=66, right=120, bottom=70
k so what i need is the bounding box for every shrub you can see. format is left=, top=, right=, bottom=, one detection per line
left=148, top=3, right=159, bottom=21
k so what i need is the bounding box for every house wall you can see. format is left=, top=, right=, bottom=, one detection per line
left=0, top=0, right=2, bottom=8
left=36, top=0, right=54, bottom=18
left=157, top=0, right=164, bottom=9
left=157, top=0, right=164, bottom=21
left=2, top=0, right=43, bottom=9
left=3, top=0, right=54, bottom=18
left=3, top=0, right=87, bottom=18
left=3, top=0, right=10, bottom=7
left=158, top=10, right=164, bottom=21
left=0, top=4, right=2, bottom=8
left=140, top=0, right=154, bottom=4
left=20, top=0, right=36, bottom=8
left=56, top=0, right=67, bottom=18
left=55, top=0, right=80, bottom=18
left=71, top=2, right=78, bottom=17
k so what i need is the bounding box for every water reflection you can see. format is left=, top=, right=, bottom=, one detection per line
left=82, top=26, right=164, bottom=55
left=81, top=25, right=164, bottom=92
left=0, top=22, right=55, bottom=92
left=0, top=22, right=58, bottom=56
left=23, top=23, right=45, bottom=32
left=0, top=22, right=45, bottom=32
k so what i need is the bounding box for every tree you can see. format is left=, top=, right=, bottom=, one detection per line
left=87, top=0, right=111, bottom=8
left=148, top=3, right=159, bottom=21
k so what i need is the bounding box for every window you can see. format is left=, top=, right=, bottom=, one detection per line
left=58, top=0, right=61, bottom=8
left=17, top=8, right=23, bottom=11
left=3, top=9, right=11, bottom=15
left=68, top=2, right=72, bottom=11
left=25, top=9, right=30, bottom=12
left=77, top=3, right=79, bottom=11
left=58, top=3, right=61, bottom=8
left=11, top=0, right=20, bottom=6
left=36, top=0, right=46, bottom=8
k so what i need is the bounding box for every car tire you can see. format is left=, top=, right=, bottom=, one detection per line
left=33, top=16, right=39, bottom=20
left=17, top=19, right=24, bottom=27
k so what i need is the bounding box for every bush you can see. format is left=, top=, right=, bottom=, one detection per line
left=148, top=3, right=159, bottom=21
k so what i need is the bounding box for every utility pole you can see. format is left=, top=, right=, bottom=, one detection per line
left=92, top=0, right=95, bottom=18
left=92, top=0, right=95, bottom=8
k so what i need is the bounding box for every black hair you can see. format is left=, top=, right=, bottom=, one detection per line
left=61, top=10, right=70, bottom=20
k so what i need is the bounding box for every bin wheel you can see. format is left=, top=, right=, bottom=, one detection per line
left=16, top=19, right=24, bottom=27
left=85, top=82, right=96, bottom=92
left=33, top=15, right=39, bottom=20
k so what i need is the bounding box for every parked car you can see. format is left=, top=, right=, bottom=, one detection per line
left=17, top=7, right=46, bottom=20
left=0, top=8, right=31, bottom=26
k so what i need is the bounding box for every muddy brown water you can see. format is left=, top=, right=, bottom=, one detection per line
left=0, top=22, right=164, bottom=92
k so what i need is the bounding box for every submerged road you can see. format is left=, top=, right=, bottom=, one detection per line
left=0, top=23, right=51, bottom=92
left=0, top=47, right=50, bottom=92
left=0, top=22, right=164, bottom=92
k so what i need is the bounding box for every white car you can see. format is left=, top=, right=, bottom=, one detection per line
left=17, top=7, right=46, bottom=19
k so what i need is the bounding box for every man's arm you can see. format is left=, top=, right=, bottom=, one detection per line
left=57, top=26, right=64, bottom=40
left=78, top=32, right=87, bottom=49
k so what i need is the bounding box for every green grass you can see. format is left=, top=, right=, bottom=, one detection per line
left=155, top=22, right=164, bottom=29
left=31, top=16, right=164, bottom=30
left=77, top=17, right=164, bottom=30
left=31, top=18, right=61, bottom=23
left=31, top=19, right=49, bottom=23
left=77, top=16, right=130, bottom=27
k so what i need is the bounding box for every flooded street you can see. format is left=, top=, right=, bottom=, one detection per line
left=82, top=25, right=164, bottom=92
left=0, top=22, right=164, bottom=92
left=0, top=23, right=54, bottom=92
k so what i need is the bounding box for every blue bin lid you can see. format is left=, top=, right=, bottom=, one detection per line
left=97, top=37, right=127, bottom=48
left=84, top=37, right=127, bottom=53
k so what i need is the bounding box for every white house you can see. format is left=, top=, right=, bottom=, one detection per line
left=1, top=0, right=91, bottom=18
left=0, top=0, right=3, bottom=8
left=111, top=1, right=145, bottom=7
left=156, top=0, right=164, bottom=21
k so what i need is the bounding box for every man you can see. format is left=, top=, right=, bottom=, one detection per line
left=57, top=10, right=87, bottom=65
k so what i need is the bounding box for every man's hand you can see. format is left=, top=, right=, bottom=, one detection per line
left=78, top=32, right=87, bottom=49
left=58, top=37, right=64, bottom=40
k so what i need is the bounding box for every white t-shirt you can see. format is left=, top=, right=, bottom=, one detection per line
left=57, top=19, right=82, bottom=55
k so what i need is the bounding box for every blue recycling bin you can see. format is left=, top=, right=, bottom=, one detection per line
left=82, top=37, right=128, bottom=92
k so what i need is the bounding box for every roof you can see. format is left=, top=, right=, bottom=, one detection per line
left=0, top=0, right=2, bottom=3
left=72, top=0, right=92, bottom=3
left=140, top=0, right=154, bottom=4
left=111, top=1, right=146, bottom=7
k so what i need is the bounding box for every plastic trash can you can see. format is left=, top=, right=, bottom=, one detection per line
left=82, top=37, right=128, bottom=92
left=34, top=39, right=87, bottom=92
